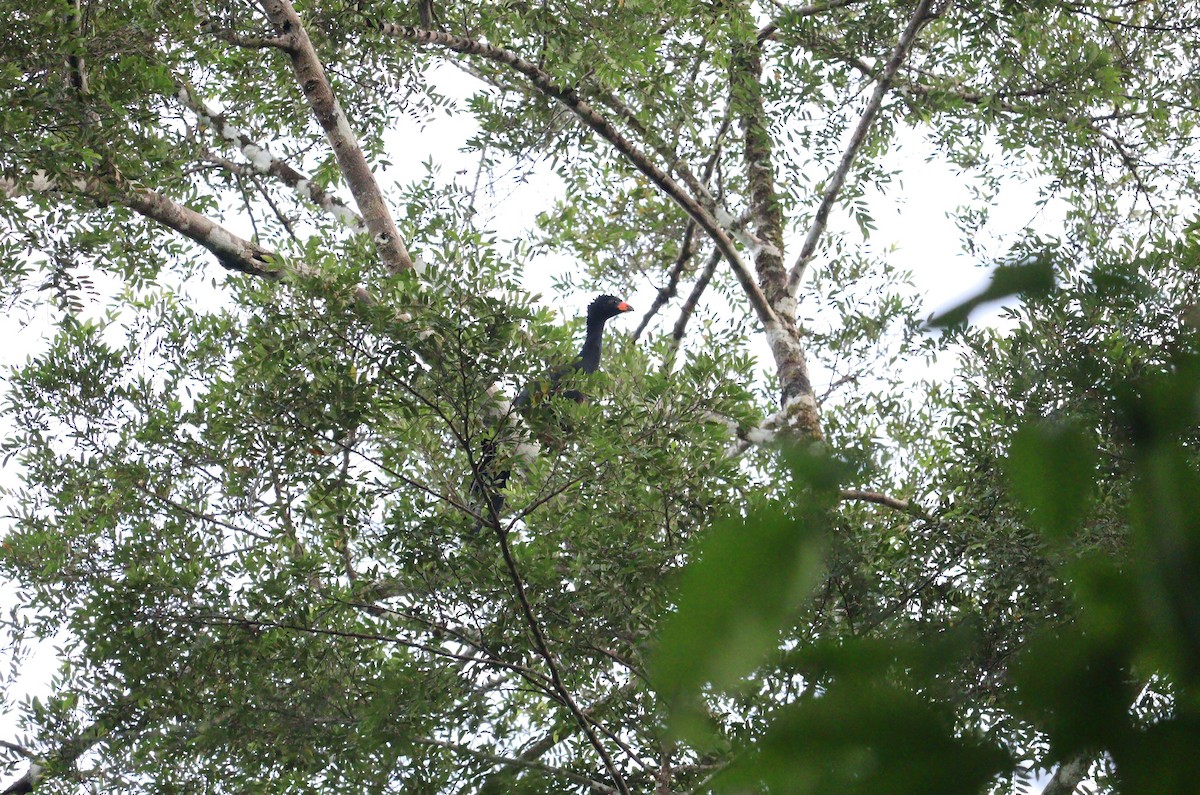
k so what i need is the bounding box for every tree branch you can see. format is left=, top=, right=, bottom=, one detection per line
left=838, top=488, right=929, bottom=520
left=757, top=0, right=863, bottom=43
left=1041, top=753, right=1092, bottom=795
left=194, top=4, right=291, bottom=51
left=259, top=0, right=414, bottom=273
left=169, top=611, right=558, bottom=690
left=176, top=82, right=367, bottom=232
left=371, top=22, right=777, bottom=331
left=491, top=523, right=631, bottom=794
left=586, top=86, right=717, bottom=211
left=787, top=0, right=942, bottom=295
left=118, top=183, right=287, bottom=278
left=473, top=683, right=640, bottom=792
left=1, top=171, right=286, bottom=279
left=665, top=247, right=720, bottom=361
left=632, top=222, right=699, bottom=342
left=632, top=110, right=732, bottom=342
left=413, top=737, right=618, bottom=794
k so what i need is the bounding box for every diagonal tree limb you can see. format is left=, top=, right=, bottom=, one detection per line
left=491, top=519, right=631, bottom=794
left=375, top=23, right=824, bottom=432
left=1, top=171, right=285, bottom=279
left=477, top=685, right=639, bottom=792
left=664, top=246, right=721, bottom=362
left=838, top=488, right=929, bottom=519
left=258, top=0, right=414, bottom=273
left=757, top=0, right=864, bottom=43
left=633, top=110, right=734, bottom=342
left=119, top=184, right=287, bottom=278
left=176, top=82, right=367, bottom=233
left=787, top=0, right=943, bottom=295
left=587, top=87, right=718, bottom=212
left=632, top=221, right=700, bottom=342
left=370, top=22, right=777, bottom=332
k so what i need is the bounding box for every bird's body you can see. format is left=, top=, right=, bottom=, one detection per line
left=1, top=762, right=41, bottom=794
left=471, top=295, right=633, bottom=530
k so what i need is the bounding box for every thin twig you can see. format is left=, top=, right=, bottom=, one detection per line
left=168, top=611, right=557, bottom=688
left=633, top=111, right=733, bottom=341
left=787, top=0, right=942, bottom=294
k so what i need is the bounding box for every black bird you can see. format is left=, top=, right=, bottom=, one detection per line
left=471, top=294, right=633, bottom=529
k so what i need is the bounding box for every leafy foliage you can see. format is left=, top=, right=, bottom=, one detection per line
left=2, top=0, right=1200, bottom=792
left=648, top=245, right=1200, bottom=793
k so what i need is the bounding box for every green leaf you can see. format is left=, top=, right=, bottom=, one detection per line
left=1009, top=621, right=1135, bottom=758
left=1130, top=445, right=1200, bottom=687
left=1115, top=715, right=1200, bottom=795
left=715, top=682, right=1009, bottom=795
left=1007, top=420, right=1097, bottom=541
left=927, top=256, right=1056, bottom=328
left=650, top=449, right=841, bottom=739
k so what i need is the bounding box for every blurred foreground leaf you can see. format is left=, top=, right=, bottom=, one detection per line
left=1007, top=420, right=1096, bottom=541
left=928, top=256, right=1055, bottom=329
left=714, top=681, right=1009, bottom=795
left=650, top=449, right=842, bottom=739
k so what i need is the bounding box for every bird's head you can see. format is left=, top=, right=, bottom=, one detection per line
left=588, top=294, right=634, bottom=322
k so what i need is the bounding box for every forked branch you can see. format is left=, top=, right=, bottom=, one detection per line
left=371, top=22, right=778, bottom=330
left=177, top=83, right=367, bottom=232
left=1, top=171, right=284, bottom=279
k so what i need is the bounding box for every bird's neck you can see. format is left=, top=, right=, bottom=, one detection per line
left=578, top=316, right=607, bottom=373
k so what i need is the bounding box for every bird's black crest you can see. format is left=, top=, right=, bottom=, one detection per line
left=587, top=294, right=632, bottom=319
left=590, top=294, right=622, bottom=310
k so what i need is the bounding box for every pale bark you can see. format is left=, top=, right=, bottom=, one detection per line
left=1, top=173, right=284, bottom=279
left=176, top=84, right=367, bottom=232
left=730, top=18, right=822, bottom=434
left=372, top=24, right=775, bottom=329
left=258, top=0, right=414, bottom=273
left=1041, top=754, right=1091, bottom=795
left=378, top=22, right=824, bottom=435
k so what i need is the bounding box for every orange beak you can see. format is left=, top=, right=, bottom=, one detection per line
left=618, top=302, right=633, bottom=312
